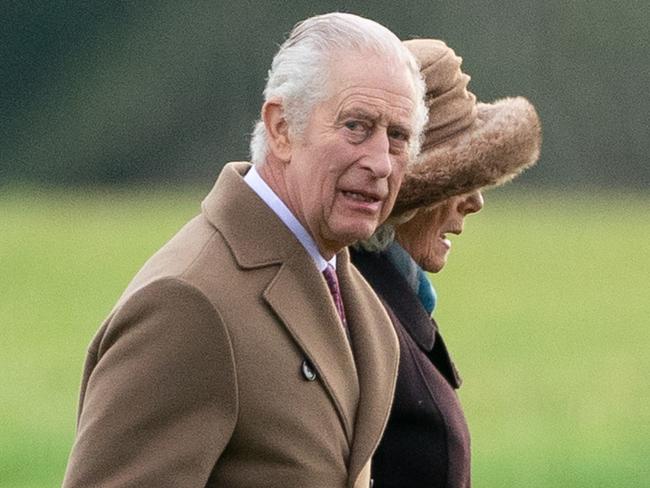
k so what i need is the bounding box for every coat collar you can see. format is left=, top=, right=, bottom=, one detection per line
left=350, top=248, right=463, bottom=390
left=349, top=247, right=436, bottom=351
left=203, top=163, right=399, bottom=460
left=202, top=162, right=293, bottom=269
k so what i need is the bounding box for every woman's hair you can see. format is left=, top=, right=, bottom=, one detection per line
left=353, top=223, right=397, bottom=252
left=249, top=12, right=427, bottom=165
left=353, top=208, right=419, bottom=252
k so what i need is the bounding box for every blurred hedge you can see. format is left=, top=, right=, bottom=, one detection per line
left=2, top=0, right=648, bottom=189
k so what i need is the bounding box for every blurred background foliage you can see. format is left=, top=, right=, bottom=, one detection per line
left=2, top=0, right=649, bottom=188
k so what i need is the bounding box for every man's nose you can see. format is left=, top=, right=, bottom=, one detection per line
left=459, top=190, right=484, bottom=215
left=361, top=130, right=392, bottom=178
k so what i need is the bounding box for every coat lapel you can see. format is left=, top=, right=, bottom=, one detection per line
left=202, top=162, right=360, bottom=443
left=338, top=252, right=399, bottom=487
left=350, top=248, right=463, bottom=389
left=264, top=254, right=359, bottom=442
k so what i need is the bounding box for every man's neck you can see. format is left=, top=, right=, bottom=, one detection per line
left=246, top=164, right=337, bottom=269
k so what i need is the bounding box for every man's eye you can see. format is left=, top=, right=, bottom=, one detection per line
left=388, top=128, right=410, bottom=154
left=345, top=120, right=365, bottom=132
left=388, top=128, right=408, bottom=141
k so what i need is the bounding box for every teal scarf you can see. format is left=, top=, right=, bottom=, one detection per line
left=384, top=241, right=437, bottom=315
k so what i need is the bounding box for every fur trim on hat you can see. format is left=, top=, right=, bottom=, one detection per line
left=392, top=96, right=541, bottom=216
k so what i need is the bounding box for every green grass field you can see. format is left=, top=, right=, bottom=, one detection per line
left=2, top=187, right=649, bottom=487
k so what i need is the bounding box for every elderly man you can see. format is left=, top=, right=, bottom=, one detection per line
left=62, top=13, right=426, bottom=488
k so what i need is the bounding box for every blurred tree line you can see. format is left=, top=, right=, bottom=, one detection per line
left=2, top=0, right=648, bottom=189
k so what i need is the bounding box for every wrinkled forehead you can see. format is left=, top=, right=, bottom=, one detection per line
left=324, top=50, right=418, bottom=114
left=329, top=50, right=416, bottom=93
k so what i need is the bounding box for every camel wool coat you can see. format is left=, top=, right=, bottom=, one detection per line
left=63, top=162, right=399, bottom=488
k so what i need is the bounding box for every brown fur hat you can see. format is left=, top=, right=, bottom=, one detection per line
left=392, top=39, right=542, bottom=216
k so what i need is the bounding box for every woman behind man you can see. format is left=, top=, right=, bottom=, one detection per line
left=351, top=39, right=542, bottom=487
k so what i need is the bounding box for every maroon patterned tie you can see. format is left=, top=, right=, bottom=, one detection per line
left=323, top=264, right=347, bottom=328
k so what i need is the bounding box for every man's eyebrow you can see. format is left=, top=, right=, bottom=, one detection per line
left=337, top=106, right=413, bottom=134
left=337, top=107, right=379, bottom=121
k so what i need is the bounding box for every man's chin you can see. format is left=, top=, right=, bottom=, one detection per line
left=329, top=222, right=378, bottom=248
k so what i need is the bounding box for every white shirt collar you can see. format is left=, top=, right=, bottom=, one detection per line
left=244, top=165, right=335, bottom=272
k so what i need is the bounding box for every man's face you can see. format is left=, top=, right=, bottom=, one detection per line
left=283, top=53, right=418, bottom=258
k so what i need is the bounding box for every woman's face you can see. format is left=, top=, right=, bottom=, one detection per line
left=395, top=191, right=484, bottom=273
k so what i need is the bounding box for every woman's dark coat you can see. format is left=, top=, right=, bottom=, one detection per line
left=351, top=248, right=471, bottom=488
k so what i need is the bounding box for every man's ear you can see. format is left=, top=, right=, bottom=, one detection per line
left=262, top=99, right=292, bottom=162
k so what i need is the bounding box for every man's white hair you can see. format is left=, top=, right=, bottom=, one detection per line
left=249, top=12, right=427, bottom=166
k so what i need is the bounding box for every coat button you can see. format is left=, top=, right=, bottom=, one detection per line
left=369, top=478, right=374, bottom=488
left=301, top=359, right=317, bottom=381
